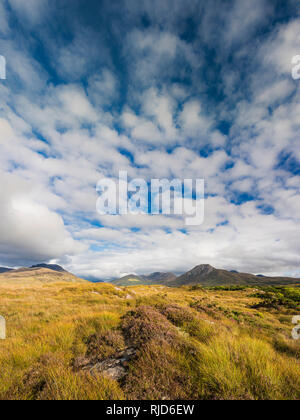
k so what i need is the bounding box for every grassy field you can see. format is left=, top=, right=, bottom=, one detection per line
left=0, top=280, right=299, bottom=400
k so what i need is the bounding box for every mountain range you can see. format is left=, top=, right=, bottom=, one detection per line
left=167, top=264, right=300, bottom=287
left=0, top=263, right=299, bottom=287
left=111, top=264, right=300, bottom=287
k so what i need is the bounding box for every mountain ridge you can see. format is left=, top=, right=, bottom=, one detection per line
left=0, top=267, right=13, bottom=274
left=0, top=265, right=85, bottom=284
left=168, top=264, right=300, bottom=287
left=30, top=263, right=66, bottom=272
left=110, top=264, right=300, bottom=287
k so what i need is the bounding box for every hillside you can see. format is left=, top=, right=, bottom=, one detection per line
left=0, top=267, right=86, bottom=285
left=0, top=279, right=299, bottom=400
left=0, top=267, right=13, bottom=274
left=110, top=274, right=142, bottom=286
left=111, top=272, right=176, bottom=286
left=169, top=264, right=300, bottom=287
left=30, top=264, right=66, bottom=272
left=145, top=272, right=177, bottom=284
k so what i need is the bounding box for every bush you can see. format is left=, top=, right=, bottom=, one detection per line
left=157, top=304, right=195, bottom=327
left=86, top=330, right=125, bottom=361
left=252, top=287, right=300, bottom=311
left=121, top=306, right=179, bottom=347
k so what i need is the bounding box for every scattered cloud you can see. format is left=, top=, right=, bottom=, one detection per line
left=0, top=0, right=299, bottom=278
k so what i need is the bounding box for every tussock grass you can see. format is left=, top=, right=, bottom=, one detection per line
left=194, top=333, right=300, bottom=400
left=0, top=281, right=299, bottom=400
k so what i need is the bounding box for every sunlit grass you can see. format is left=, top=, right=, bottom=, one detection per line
left=0, top=280, right=299, bottom=400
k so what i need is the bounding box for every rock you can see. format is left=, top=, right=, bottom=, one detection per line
left=73, top=356, right=90, bottom=370
left=102, top=366, right=127, bottom=381
left=74, top=346, right=137, bottom=381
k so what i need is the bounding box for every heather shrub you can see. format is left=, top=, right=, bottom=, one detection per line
left=86, top=330, right=125, bottom=361
left=121, top=306, right=179, bottom=347
left=157, top=304, right=195, bottom=326
left=157, top=304, right=215, bottom=342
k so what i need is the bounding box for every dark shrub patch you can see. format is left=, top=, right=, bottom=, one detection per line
left=157, top=304, right=195, bottom=327
left=251, top=287, right=300, bottom=311
left=86, top=330, right=125, bottom=361
left=120, top=305, right=201, bottom=399
left=121, top=306, right=178, bottom=347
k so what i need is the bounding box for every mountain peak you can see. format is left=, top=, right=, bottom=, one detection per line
left=30, top=264, right=66, bottom=272
left=188, top=264, right=215, bottom=276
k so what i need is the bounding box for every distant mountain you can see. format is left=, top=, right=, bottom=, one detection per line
left=111, top=274, right=142, bottom=286
left=1, top=262, right=298, bottom=287
left=0, top=267, right=13, bottom=274
left=30, top=264, right=66, bottom=272
left=0, top=266, right=85, bottom=284
left=111, top=272, right=177, bottom=286
left=168, top=264, right=300, bottom=287
left=143, top=272, right=177, bottom=284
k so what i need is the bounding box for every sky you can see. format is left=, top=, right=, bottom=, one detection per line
left=0, top=0, right=299, bottom=280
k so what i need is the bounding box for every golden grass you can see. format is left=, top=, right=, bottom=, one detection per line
left=0, top=280, right=299, bottom=400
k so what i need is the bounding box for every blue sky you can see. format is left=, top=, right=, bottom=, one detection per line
left=0, top=0, right=299, bottom=279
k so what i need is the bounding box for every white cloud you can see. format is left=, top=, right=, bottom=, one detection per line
left=0, top=170, right=85, bottom=266
left=262, top=18, right=300, bottom=75
left=57, top=85, right=98, bottom=121
left=0, top=1, right=10, bottom=35
left=124, top=29, right=200, bottom=87
left=88, top=69, right=119, bottom=106
left=8, top=0, right=49, bottom=25
left=223, top=0, right=271, bottom=48
left=179, top=100, right=212, bottom=136
left=66, top=200, right=300, bottom=280
left=142, top=88, right=176, bottom=138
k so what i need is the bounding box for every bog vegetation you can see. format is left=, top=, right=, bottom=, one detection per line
left=0, top=280, right=299, bottom=400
